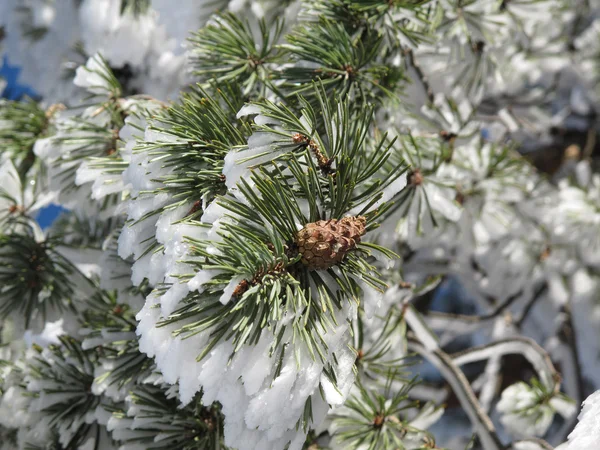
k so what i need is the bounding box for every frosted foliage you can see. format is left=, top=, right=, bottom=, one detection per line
left=136, top=296, right=355, bottom=450
left=561, top=391, right=600, bottom=450
left=497, top=382, right=556, bottom=438
left=151, top=0, right=227, bottom=46
left=6, top=0, right=600, bottom=449
left=118, top=123, right=192, bottom=287
left=1, top=0, right=82, bottom=103
left=23, top=319, right=65, bottom=348
left=73, top=54, right=114, bottom=95
left=79, top=0, right=155, bottom=68
left=2, top=0, right=193, bottom=100
left=1, top=0, right=299, bottom=102
left=78, top=0, right=187, bottom=98
left=131, top=188, right=364, bottom=449
left=0, top=158, right=53, bottom=229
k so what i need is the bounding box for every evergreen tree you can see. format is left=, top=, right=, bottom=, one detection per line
left=1, top=1, right=600, bottom=450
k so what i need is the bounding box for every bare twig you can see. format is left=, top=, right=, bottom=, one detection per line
left=404, top=48, right=435, bottom=105
left=515, top=282, right=548, bottom=327
left=407, top=336, right=504, bottom=450
left=450, top=336, right=559, bottom=390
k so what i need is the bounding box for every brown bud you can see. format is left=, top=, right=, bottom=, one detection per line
left=233, top=279, right=250, bottom=298
left=439, top=130, right=457, bottom=145
left=292, top=133, right=309, bottom=145
left=186, top=200, right=202, bottom=217
left=540, top=246, right=551, bottom=262
left=373, top=414, right=385, bottom=428
left=455, top=191, right=465, bottom=205
left=407, top=168, right=424, bottom=186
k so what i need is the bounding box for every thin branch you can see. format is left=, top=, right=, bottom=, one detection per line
left=515, top=282, right=548, bottom=327
left=450, top=336, right=559, bottom=390
left=423, top=289, right=524, bottom=347
left=407, top=336, right=504, bottom=450
left=403, top=48, right=435, bottom=105
left=426, top=289, right=523, bottom=325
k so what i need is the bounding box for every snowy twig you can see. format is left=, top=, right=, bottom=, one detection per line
left=451, top=336, right=559, bottom=390
left=407, top=336, right=504, bottom=450
left=506, top=438, right=554, bottom=450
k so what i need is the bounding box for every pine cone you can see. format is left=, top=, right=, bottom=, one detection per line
left=296, top=216, right=367, bottom=270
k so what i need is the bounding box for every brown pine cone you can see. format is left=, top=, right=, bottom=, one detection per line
left=296, top=216, right=367, bottom=270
